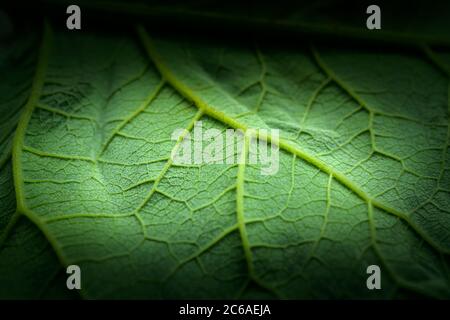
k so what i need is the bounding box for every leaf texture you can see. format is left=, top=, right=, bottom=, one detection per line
left=1, top=6, right=450, bottom=298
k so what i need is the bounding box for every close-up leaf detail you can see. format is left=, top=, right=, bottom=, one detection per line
left=0, top=1, right=449, bottom=299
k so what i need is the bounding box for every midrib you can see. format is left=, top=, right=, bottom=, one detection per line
left=10, top=21, right=87, bottom=299
left=49, top=0, right=450, bottom=47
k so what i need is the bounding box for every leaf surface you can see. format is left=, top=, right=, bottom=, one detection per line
left=1, top=11, right=450, bottom=298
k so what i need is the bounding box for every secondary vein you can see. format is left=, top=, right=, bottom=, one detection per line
left=236, top=131, right=254, bottom=277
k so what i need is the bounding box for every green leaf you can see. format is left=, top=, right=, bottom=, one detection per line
left=1, top=12, right=450, bottom=298
left=0, top=28, right=36, bottom=169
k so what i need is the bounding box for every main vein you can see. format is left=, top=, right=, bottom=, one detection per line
left=10, top=21, right=87, bottom=298
left=12, top=22, right=51, bottom=215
